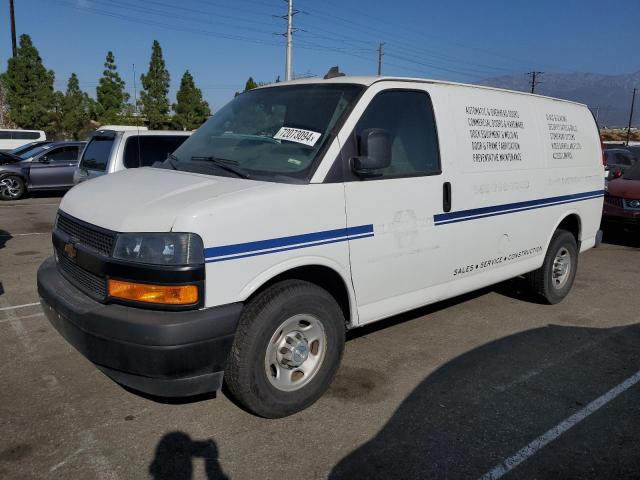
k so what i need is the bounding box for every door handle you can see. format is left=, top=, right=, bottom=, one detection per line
left=443, top=182, right=452, bottom=212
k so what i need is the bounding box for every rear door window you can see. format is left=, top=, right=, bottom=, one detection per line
left=46, top=146, right=80, bottom=162
left=80, top=137, right=115, bottom=171
left=123, top=135, right=189, bottom=168
left=12, top=131, right=41, bottom=140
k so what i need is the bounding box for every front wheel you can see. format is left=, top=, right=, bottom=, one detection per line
left=224, top=280, right=345, bottom=418
left=0, top=175, right=26, bottom=200
left=527, top=229, right=578, bottom=304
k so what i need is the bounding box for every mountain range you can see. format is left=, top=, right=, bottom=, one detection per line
left=477, top=71, right=640, bottom=128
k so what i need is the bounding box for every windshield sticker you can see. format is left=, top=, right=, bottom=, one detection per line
left=274, top=127, right=321, bottom=147
left=287, top=158, right=302, bottom=166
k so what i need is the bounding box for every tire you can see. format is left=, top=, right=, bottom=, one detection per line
left=527, top=229, right=578, bottom=304
left=225, top=280, right=345, bottom=418
left=0, top=175, right=26, bottom=200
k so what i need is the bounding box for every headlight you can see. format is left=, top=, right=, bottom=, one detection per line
left=113, top=232, right=204, bottom=265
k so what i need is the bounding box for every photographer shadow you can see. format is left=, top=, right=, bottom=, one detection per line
left=149, top=431, right=228, bottom=480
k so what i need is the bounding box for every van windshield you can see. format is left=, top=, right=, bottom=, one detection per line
left=165, top=84, right=363, bottom=182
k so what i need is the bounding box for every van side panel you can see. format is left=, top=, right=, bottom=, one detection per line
left=442, top=85, right=603, bottom=290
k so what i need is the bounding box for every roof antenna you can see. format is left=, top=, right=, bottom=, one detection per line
left=324, top=66, right=345, bottom=80
left=132, top=64, right=142, bottom=166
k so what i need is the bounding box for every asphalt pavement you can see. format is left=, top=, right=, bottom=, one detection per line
left=1, top=194, right=639, bottom=479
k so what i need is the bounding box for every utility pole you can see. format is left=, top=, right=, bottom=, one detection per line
left=626, top=88, right=637, bottom=146
left=528, top=71, right=543, bottom=94
left=9, top=0, right=17, bottom=57
left=285, top=0, right=294, bottom=81
left=377, top=42, right=385, bottom=76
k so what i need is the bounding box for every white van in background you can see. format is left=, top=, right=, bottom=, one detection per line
left=39, top=76, right=604, bottom=418
left=73, top=128, right=191, bottom=183
left=0, top=129, right=46, bottom=151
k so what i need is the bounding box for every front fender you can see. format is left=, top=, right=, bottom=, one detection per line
left=237, top=255, right=359, bottom=327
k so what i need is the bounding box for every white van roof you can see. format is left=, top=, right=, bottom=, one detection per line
left=257, top=75, right=588, bottom=108
left=98, top=125, right=149, bottom=131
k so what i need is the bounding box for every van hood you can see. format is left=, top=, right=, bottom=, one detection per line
left=59, top=167, right=273, bottom=232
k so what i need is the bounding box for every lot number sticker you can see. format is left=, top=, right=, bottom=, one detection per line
left=274, top=127, right=321, bottom=147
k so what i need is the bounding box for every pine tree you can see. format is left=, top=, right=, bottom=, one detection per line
left=234, top=77, right=259, bottom=97
left=0, top=34, right=55, bottom=131
left=61, top=73, right=91, bottom=139
left=172, top=71, right=211, bottom=130
left=244, top=77, right=258, bottom=91
left=96, top=51, right=129, bottom=124
left=140, top=40, right=170, bottom=130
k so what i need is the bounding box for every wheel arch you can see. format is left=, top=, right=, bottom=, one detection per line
left=238, top=258, right=358, bottom=328
left=545, top=211, right=582, bottom=253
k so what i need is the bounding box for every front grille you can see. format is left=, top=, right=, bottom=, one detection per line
left=56, top=213, right=115, bottom=256
left=604, top=196, right=624, bottom=208
left=57, top=249, right=107, bottom=300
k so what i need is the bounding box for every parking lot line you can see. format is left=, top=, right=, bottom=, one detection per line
left=0, top=232, right=49, bottom=237
left=0, top=301, right=41, bottom=311
left=479, top=369, right=640, bottom=480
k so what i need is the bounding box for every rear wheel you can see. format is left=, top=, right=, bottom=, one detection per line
left=224, top=280, right=345, bottom=418
left=0, top=175, right=26, bottom=200
left=527, top=229, right=578, bottom=304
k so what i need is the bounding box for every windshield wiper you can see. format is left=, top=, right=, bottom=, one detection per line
left=190, top=156, right=251, bottom=179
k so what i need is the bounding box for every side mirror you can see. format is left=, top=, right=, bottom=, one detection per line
left=39, top=155, right=50, bottom=163
left=351, top=128, right=391, bottom=176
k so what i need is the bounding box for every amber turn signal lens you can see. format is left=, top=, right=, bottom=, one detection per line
left=108, top=279, right=199, bottom=305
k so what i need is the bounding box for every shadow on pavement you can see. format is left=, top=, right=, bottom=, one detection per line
left=330, top=323, right=640, bottom=479
left=149, top=431, right=229, bottom=480
left=0, top=229, right=11, bottom=250
left=601, top=223, right=639, bottom=248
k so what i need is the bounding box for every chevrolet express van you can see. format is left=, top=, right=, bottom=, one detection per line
left=38, top=76, right=604, bottom=418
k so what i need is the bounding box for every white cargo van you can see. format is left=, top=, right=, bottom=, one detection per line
left=0, top=129, right=46, bottom=151
left=38, top=76, right=604, bottom=418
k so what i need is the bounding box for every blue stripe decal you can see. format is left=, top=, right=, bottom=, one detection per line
left=204, top=224, right=374, bottom=262
left=434, top=190, right=604, bottom=226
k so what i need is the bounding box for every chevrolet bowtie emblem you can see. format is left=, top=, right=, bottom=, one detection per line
left=63, top=242, right=77, bottom=260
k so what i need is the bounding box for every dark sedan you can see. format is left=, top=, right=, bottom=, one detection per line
left=0, top=141, right=86, bottom=200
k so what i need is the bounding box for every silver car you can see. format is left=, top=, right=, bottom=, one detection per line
left=0, top=141, right=86, bottom=200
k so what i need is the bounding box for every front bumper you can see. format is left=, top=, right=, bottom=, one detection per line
left=38, top=256, right=243, bottom=397
left=602, top=205, right=640, bottom=227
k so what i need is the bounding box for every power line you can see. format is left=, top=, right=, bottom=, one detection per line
left=295, top=0, right=542, bottom=70
left=528, top=71, right=543, bottom=94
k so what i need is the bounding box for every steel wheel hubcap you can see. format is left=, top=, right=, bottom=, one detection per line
left=0, top=178, right=21, bottom=197
left=552, top=246, right=571, bottom=289
left=265, top=314, right=327, bottom=392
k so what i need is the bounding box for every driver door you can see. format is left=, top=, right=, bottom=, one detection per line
left=342, top=86, right=452, bottom=324
left=29, top=145, right=80, bottom=189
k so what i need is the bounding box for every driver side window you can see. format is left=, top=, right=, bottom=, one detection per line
left=354, top=90, right=440, bottom=178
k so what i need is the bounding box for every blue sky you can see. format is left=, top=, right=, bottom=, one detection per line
left=1, top=0, right=638, bottom=110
